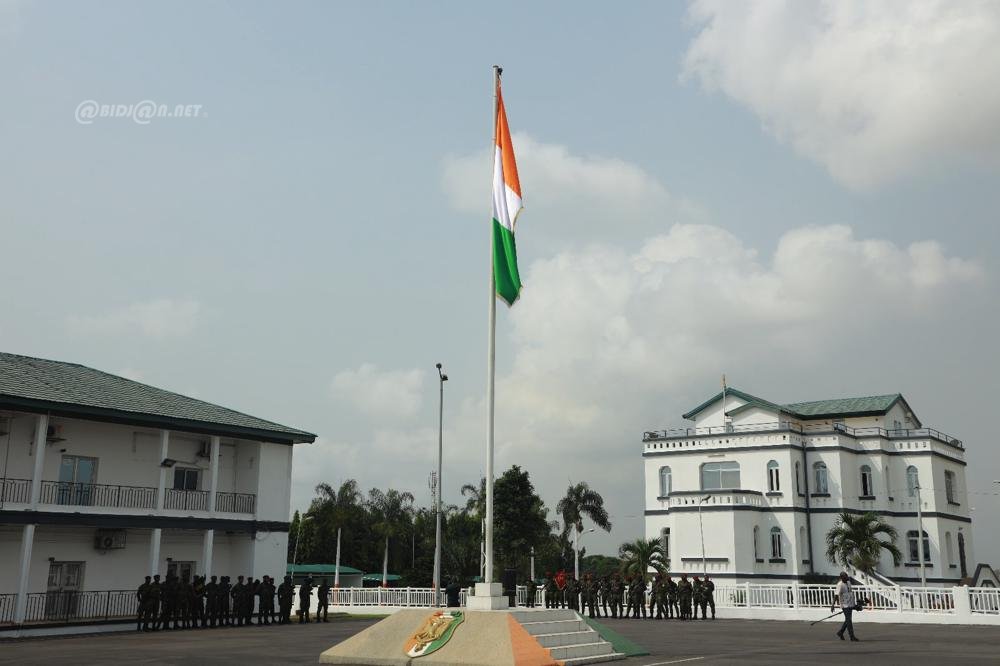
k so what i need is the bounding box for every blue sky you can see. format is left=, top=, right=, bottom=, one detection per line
left=2, top=0, right=999, bottom=564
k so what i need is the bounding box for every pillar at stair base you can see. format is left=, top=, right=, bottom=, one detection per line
left=466, top=582, right=509, bottom=610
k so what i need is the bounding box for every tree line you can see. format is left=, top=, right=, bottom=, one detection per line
left=287, top=465, right=632, bottom=586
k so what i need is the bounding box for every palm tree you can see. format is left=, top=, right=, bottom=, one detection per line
left=825, top=511, right=902, bottom=575
left=619, top=538, right=668, bottom=583
left=460, top=478, right=486, bottom=518
left=367, top=488, right=415, bottom=586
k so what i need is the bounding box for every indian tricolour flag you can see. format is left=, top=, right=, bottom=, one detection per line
left=492, top=84, right=523, bottom=306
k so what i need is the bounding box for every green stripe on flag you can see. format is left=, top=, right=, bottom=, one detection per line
left=493, top=218, right=521, bottom=306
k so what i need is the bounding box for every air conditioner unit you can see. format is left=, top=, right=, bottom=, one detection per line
left=94, top=529, right=127, bottom=551
left=196, top=441, right=211, bottom=458
left=46, top=424, right=66, bottom=443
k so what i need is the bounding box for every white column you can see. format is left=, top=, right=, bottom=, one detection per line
left=202, top=529, right=215, bottom=577
left=156, top=430, right=169, bottom=511
left=14, top=524, right=36, bottom=624
left=29, top=413, right=49, bottom=507
left=150, top=528, right=162, bottom=577
left=208, top=436, right=220, bottom=513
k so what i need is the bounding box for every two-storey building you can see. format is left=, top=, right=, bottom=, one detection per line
left=643, top=388, right=972, bottom=584
left=0, top=352, right=315, bottom=624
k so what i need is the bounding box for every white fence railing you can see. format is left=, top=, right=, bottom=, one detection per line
left=314, top=583, right=999, bottom=618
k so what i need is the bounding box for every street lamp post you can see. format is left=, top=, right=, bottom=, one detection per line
left=573, top=527, right=595, bottom=580
left=698, top=495, right=711, bottom=577
left=433, top=363, right=448, bottom=606
left=292, top=514, right=313, bottom=574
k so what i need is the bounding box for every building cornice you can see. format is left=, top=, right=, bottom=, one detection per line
left=644, top=505, right=971, bottom=523
left=0, top=510, right=290, bottom=533
left=643, top=442, right=966, bottom=467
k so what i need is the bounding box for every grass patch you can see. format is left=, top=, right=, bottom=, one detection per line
left=582, top=616, right=649, bottom=657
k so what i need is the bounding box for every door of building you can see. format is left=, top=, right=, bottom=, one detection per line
left=57, top=455, right=98, bottom=505
left=45, top=561, right=85, bottom=619
left=167, top=561, right=195, bottom=584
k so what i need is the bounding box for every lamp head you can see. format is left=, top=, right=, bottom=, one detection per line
left=436, top=363, right=442, bottom=369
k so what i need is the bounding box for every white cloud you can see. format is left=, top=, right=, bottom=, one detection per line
left=443, top=133, right=705, bottom=247
left=68, top=299, right=201, bottom=339
left=682, top=0, right=1000, bottom=188
left=330, top=363, right=425, bottom=419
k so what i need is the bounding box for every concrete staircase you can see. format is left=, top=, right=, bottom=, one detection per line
left=510, top=609, right=625, bottom=665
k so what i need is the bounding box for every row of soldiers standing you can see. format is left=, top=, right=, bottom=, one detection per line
left=529, top=572, right=716, bottom=620
left=136, top=574, right=331, bottom=630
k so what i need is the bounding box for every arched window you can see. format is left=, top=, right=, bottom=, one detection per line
left=860, top=465, right=873, bottom=497
left=794, top=462, right=802, bottom=494
left=767, top=460, right=780, bottom=492
left=945, top=532, right=954, bottom=569
left=813, top=462, right=829, bottom=494
left=770, top=527, right=783, bottom=559
left=906, top=466, right=919, bottom=497
left=753, top=525, right=760, bottom=561
left=701, top=461, right=740, bottom=490
left=659, top=466, right=672, bottom=497
left=958, top=532, right=968, bottom=578
left=907, top=530, right=930, bottom=562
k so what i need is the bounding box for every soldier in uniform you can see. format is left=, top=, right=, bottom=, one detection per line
left=583, top=574, right=598, bottom=618
left=177, top=576, right=192, bottom=629
left=278, top=575, right=294, bottom=624
left=524, top=576, right=537, bottom=608
left=192, top=575, right=206, bottom=628
left=554, top=571, right=567, bottom=609
left=692, top=576, right=706, bottom=619
left=597, top=575, right=610, bottom=618
left=147, top=575, right=162, bottom=630
left=563, top=575, right=576, bottom=611
left=298, top=575, right=313, bottom=623
left=665, top=576, right=678, bottom=619
left=136, top=576, right=151, bottom=631
left=258, top=576, right=274, bottom=625
left=543, top=572, right=555, bottom=609
left=158, top=574, right=177, bottom=630
left=634, top=575, right=648, bottom=619
left=316, top=578, right=330, bottom=622
left=677, top=574, right=692, bottom=620
left=704, top=575, right=716, bottom=619
left=219, top=576, right=232, bottom=626
left=231, top=576, right=246, bottom=626
left=245, top=577, right=258, bottom=625
left=648, top=574, right=661, bottom=619
left=205, top=575, right=219, bottom=627
left=609, top=573, right=623, bottom=619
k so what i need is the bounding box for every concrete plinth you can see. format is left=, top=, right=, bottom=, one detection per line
left=465, top=583, right=509, bottom=611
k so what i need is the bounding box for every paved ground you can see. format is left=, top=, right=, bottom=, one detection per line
left=2, top=616, right=999, bottom=665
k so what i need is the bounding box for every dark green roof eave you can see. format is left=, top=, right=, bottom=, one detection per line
left=0, top=394, right=317, bottom=444
left=682, top=388, right=781, bottom=421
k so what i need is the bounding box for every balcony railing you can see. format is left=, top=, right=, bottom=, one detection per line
left=164, top=488, right=209, bottom=512
left=0, top=478, right=255, bottom=514
left=38, top=480, right=157, bottom=509
left=0, top=590, right=136, bottom=627
left=215, top=491, right=256, bottom=514
left=643, top=421, right=962, bottom=449
left=0, top=477, right=30, bottom=504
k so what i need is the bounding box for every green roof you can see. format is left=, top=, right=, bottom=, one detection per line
left=0, top=352, right=316, bottom=443
left=696, top=388, right=918, bottom=425
left=682, top=388, right=784, bottom=421
left=362, top=573, right=402, bottom=582
left=287, top=564, right=363, bottom=575
left=783, top=394, right=904, bottom=419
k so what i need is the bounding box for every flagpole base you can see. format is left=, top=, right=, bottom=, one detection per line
left=466, top=582, right=508, bottom=610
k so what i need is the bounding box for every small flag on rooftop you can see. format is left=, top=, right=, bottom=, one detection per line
left=492, top=80, right=523, bottom=306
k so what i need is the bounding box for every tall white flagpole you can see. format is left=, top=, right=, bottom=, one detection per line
left=484, top=64, right=501, bottom=587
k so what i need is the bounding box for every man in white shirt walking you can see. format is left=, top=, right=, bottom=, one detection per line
left=830, top=572, right=859, bottom=641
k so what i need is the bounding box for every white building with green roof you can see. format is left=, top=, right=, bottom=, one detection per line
left=0, top=352, right=315, bottom=626
left=643, top=388, right=972, bottom=585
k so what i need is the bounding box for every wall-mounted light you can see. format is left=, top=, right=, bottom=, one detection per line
left=160, top=458, right=178, bottom=468
left=48, top=556, right=55, bottom=562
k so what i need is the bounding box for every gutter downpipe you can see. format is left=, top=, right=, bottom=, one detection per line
left=800, top=430, right=815, bottom=575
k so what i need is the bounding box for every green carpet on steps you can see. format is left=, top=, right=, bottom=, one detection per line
left=582, top=616, right=650, bottom=657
